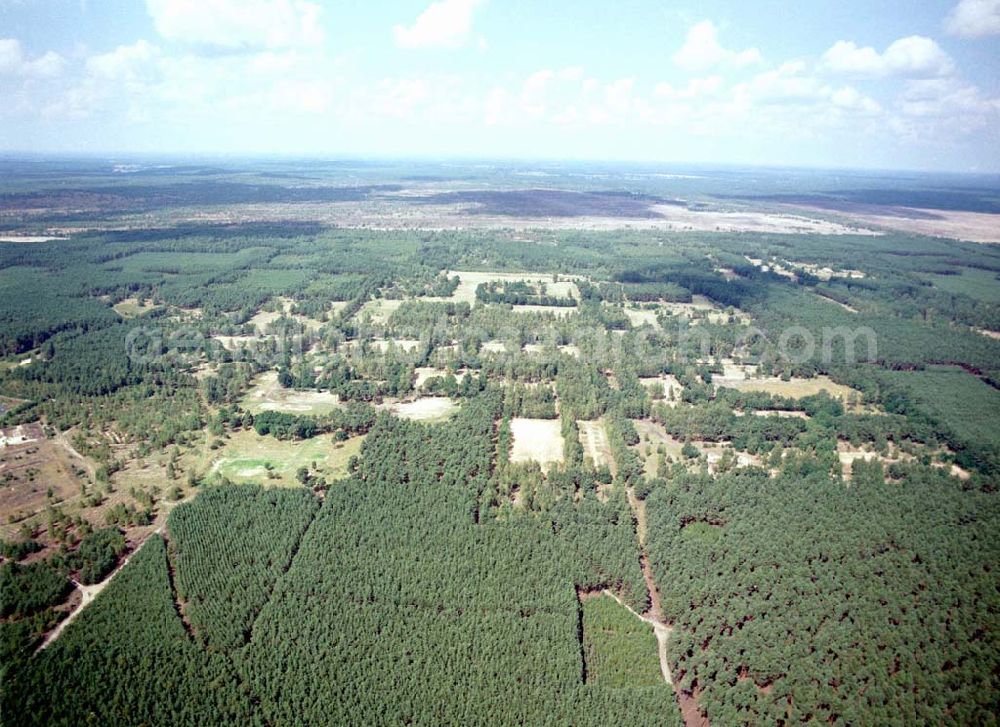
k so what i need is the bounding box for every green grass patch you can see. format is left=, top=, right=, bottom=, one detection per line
left=919, top=268, right=1000, bottom=303
left=208, top=429, right=364, bottom=486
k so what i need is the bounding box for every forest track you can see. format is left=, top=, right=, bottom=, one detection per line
left=625, top=487, right=710, bottom=727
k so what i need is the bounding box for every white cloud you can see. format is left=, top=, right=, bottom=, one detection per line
left=822, top=36, right=954, bottom=78
left=0, top=38, right=65, bottom=77
left=145, top=0, right=324, bottom=50
left=86, top=40, right=160, bottom=81
left=945, top=0, right=1000, bottom=37
left=672, top=21, right=762, bottom=72
left=393, top=0, right=484, bottom=49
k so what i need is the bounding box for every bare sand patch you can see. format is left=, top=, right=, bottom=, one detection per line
left=389, top=397, right=460, bottom=422
left=435, top=270, right=565, bottom=304
left=113, top=298, right=160, bottom=317
left=558, top=344, right=581, bottom=358
left=578, top=420, right=614, bottom=473
left=510, top=418, right=564, bottom=471
left=0, top=235, right=66, bottom=243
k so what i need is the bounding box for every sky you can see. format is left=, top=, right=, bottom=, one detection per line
left=1, top=0, right=999, bottom=171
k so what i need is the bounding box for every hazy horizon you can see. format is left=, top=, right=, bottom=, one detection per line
left=2, top=0, right=999, bottom=172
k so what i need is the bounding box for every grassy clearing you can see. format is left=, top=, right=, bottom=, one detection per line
left=208, top=429, right=364, bottom=486
left=358, top=299, right=404, bottom=324
left=112, top=298, right=160, bottom=317
left=716, top=374, right=857, bottom=401
left=581, top=593, right=664, bottom=687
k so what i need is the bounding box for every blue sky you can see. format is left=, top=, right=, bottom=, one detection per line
left=1, top=0, right=999, bottom=171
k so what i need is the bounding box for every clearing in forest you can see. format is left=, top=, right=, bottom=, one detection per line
left=209, top=429, right=364, bottom=486
left=631, top=420, right=685, bottom=476
left=388, top=397, right=460, bottom=422
left=240, top=372, right=343, bottom=415
left=413, top=367, right=465, bottom=389
left=579, top=592, right=666, bottom=688
left=112, top=298, right=160, bottom=317
left=715, top=374, right=857, bottom=401
left=577, top=420, right=615, bottom=473
left=436, top=270, right=577, bottom=304
left=510, top=418, right=564, bottom=471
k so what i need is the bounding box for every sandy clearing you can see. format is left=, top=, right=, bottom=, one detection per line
left=0, top=235, right=66, bottom=243
left=389, top=397, right=460, bottom=422
left=370, top=338, right=422, bottom=353
left=510, top=304, right=577, bottom=317
left=623, top=308, right=660, bottom=327
left=649, top=204, right=879, bottom=236
left=640, top=375, right=684, bottom=406
left=558, top=344, right=580, bottom=358
left=481, top=340, right=508, bottom=353
left=413, top=367, right=466, bottom=388
left=433, top=270, right=570, bottom=304
left=359, top=299, right=404, bottom=324
left=753, top=409, right=809, bottom=419
left=975, top=328, right=1000, bottom=340
left=510, top=418, right=564, bottom=471
left=632, top=420, right=685, bottom=475
left=241, top=371, right=343, bottom=414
